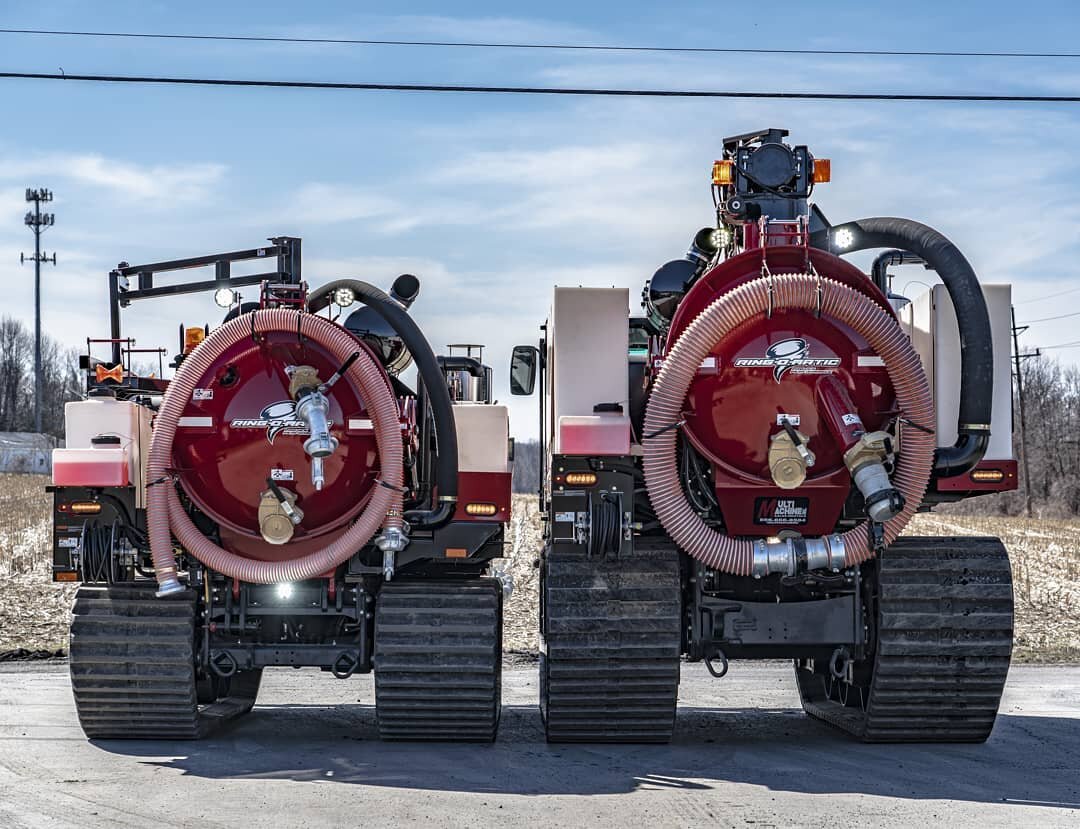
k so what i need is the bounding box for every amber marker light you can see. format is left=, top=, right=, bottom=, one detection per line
left=465, top=503, right=498, bottom=516
left=564, top=472, right=598, bottom=486
left=183, top=326, right=206, bottom=353
left=712, top=159, right=735, bottom=185
left=813, top=158, right=832, bottom=183
left=95, top=363, right=124, bottom=384
left=971, top=469, right=1006, bottom=483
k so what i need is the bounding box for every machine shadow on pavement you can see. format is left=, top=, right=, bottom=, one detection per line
left=93, top=702, right=1080, bottom=810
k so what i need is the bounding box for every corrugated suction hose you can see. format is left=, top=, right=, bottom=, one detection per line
left=643, top=273, right=935, bottom=574
left=148, top=309, right=403, bottom=595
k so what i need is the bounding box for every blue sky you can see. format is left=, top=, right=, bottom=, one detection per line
left=1, top=1, right=1079, bottom=437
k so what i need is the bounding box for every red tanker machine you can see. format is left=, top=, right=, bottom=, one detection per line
left=50, top=237, right=513, bottom=741
left=511, top=128, right=1017, bottom=743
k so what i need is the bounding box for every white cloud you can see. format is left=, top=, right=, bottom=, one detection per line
left=0, top=154, right=226, bottom=202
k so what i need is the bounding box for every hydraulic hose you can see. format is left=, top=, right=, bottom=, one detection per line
left=643, top=273, right=936, bottom=575
left=812, top=218, right=992, bottom=476
left=147, top=309, right=404, bottom=596
left=308, top=280, right=458, bottom=529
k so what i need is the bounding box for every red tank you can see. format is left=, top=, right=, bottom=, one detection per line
left=172, top=332, right=399, bottom=559
left=665, top=245, right=896, bottom=536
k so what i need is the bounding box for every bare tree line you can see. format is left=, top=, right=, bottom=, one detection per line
left=0, top=316, right=83, bottom=439
left=510, top=353, right=1080, bottom=517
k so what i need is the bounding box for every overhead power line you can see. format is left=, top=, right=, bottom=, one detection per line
left=1015, top=285, right=1080, bottom=304
left=1019, top=309, right=1080, bottom=324
left=1042, top=340, right=1080, bottom=350
left=2, top=71, right=1080, bottom=102
left=1, top=27, right=1078, bottom=60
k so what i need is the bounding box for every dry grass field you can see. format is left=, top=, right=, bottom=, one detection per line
left=2, top=474, right=1077, bottom=662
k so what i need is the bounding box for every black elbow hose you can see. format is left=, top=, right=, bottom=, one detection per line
left=437, top=356, right=485, bottom=377
left=308, top=279, right=458, bottom=528
left=811, top=218, right=993, bottom=477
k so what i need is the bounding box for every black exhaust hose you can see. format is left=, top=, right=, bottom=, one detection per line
left=811, top=218, right=992, bottom=477
left=308, top=279, right=457, bottom=528
left=437, top=355, right=485, bottom=377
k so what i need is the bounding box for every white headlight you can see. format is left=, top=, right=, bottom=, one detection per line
left=710, top=227, right=732, bottom=250
left=275, top=583, right=293, bottom=600
left=833, top=227, right=855, bottom=250
left=333, top=287, right=356, bottom=307
left=214, top=287, right=236, bottom=308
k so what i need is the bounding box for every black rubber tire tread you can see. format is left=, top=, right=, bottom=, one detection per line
left=542, top=538, right=682, bottom=743
left=796, top=536, right=1013, bottom=743
left=374, top=579, right=502, bottom=742
left=69, top=584, right=261, bottom=740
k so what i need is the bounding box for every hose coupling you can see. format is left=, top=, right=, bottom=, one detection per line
left=375, top=525, right=409, bottom=554
left=752, top=534, right=847, bottom=578
left=296, top=391, right=338, bottom=459
left=155, top=575, right=185, bottom=597
left=844, top=431, right=905, bottom=522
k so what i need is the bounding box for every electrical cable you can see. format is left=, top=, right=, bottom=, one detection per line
left=1, top=71, right=1080, bottom=102
left=1019, top=309, right=1080, bottom=324
left=2, top=27, right=1079, bottom=59
left=1015, top=285, right=1080, bottom=304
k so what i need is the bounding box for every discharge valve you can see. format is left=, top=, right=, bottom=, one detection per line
left=816, top=376, right=904, bottom=523
left=286, top=352, right=360, bottom=491
left=768, top=418, right=815, bottom=489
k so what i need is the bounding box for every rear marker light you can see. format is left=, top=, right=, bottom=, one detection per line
left=971, top=469, right=1006, bottom=483
left=94, top=363, right=124, bottom=384
left=564, top=472, right=598, bottom=486
left=445, top=547, right=468, bottom=558
left=712, top=160, right=735, bottom=185
left=812, top=158, right=831, bottom=183
left=183, top=326, right=206, bottom=353
left=54, top=572, right=78, bottom=582
left=69, top=502, right=103, bottom=515
left=465, top=503, right=498, bottom=517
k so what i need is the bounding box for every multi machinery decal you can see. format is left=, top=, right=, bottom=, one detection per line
left=733, top=337, right=841, bottom=383
left=230, top=400, right=330, bottom=443
left=754, top=496, right=810, bottom=526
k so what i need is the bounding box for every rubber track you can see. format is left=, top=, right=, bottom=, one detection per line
left=542, top=538, right=682, bottom=743
left=797, top=536, right=1013, bottom=743
left=69, top=585, right=260, bottom=740
left=374, top=580, right=502, bottom=742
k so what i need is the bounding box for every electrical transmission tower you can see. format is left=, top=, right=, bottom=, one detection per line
left=21, top=188, right=56, bottom=435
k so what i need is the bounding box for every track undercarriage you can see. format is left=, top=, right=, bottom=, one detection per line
left=69, top=574, right=505, bottom=742
left=539, top=529, right=1013, bottom=744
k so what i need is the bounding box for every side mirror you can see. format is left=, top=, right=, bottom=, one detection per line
left=509, top=345, right=538, bottom=396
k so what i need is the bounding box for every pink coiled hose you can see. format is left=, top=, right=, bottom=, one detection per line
left=147, top=309, right=403, bottom=595
left=643, top=273, right=936, bottom=574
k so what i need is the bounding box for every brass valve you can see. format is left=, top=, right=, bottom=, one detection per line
left=258, top=487, right=303, bottom=545
left=768, top=427, right=814, bottom=489
left=287, top=365, right=322, bottom=400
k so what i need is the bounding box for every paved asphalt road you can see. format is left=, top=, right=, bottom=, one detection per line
left=0, top=661, right=1077, bottom=828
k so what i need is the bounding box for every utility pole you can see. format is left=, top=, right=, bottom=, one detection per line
left=1011, top=306, right=1039, bottom=518
left=21, top=188, right=56, bottom=435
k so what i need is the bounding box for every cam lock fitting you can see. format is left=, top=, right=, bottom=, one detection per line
left=286, top=365, right=339, bottom=491
left=843, top=431, right=905, bottom=522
